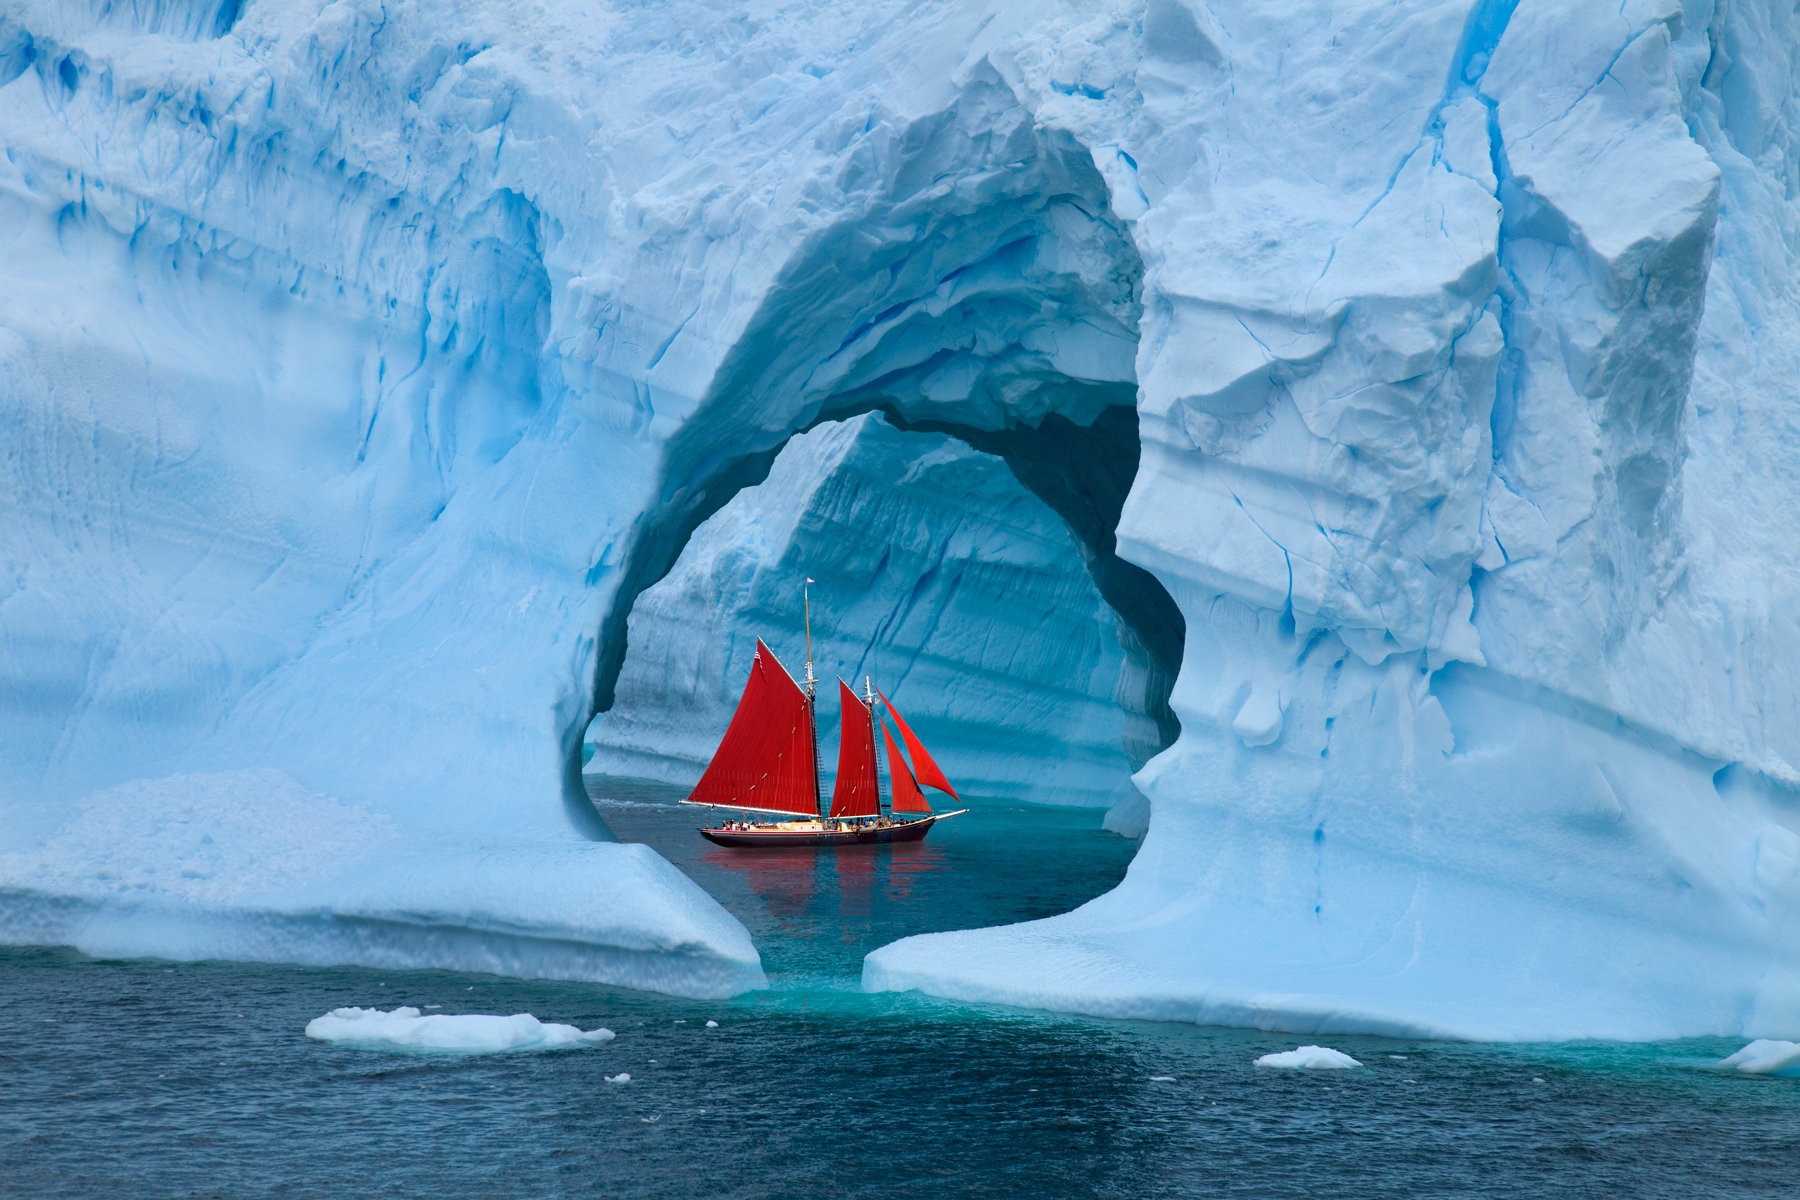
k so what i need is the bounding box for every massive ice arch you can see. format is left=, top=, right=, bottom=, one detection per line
left=2, top=0, right=1799, bottom=1038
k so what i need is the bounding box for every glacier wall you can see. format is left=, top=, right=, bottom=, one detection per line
left=587, top=411, right=1162, bottom=809
left=3, top=0, right=1799, bottom=1035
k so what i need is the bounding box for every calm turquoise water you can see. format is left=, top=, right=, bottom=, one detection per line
left=2, top=793, right=1796, bottom=1198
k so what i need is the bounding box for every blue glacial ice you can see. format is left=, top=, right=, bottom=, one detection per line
left=2, top=0, right=1800, bottom=1037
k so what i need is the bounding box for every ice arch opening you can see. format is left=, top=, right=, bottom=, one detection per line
left=575, top=75, right=1181, bottom=831
left=584, top=406, right=1181, bottom=816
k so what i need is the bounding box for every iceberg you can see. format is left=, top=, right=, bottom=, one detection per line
left=304, top=1006, right=615, bottom=1054
left=1255, top=1047, right=1362, bottom=1071
left=2, top=0, right=1798, bottom=1037
left=1718, top=1040, right=1800, bottom=1078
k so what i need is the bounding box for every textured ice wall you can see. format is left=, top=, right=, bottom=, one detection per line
left=587, top=412, right=1152, bottom=808
left=4, top=0, right=1800, bottom=1035
left=871, top=0, right=1800, bottom=1040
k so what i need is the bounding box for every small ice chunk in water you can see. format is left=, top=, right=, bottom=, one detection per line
left=706, top=1020, right=719, bottom=1028
left=1255, top=1046, right=1362, bottom=1070
left=1148, top=1076, right=1176, bottom=1082
left=304, top=1006, right=615, bottom=1054
left=1719, top=1039, right=1800, bottom=1077
left=606, top=1073, right=632, bottom=1084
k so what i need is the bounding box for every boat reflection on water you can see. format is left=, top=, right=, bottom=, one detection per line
left=699, top=847, right=820, bottom=922
left=697, top=841, right=950, bottom=929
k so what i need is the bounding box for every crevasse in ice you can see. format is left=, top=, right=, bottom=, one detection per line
left=3, top=1, right=1799, bottom=1036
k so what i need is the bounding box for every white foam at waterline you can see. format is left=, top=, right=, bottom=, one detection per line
left=1719, top=1040, right=1800, bottom=1077
left=304, top=1007, right=615, bottom=1054
left=1255, top=1046, right=1362, bottom=1070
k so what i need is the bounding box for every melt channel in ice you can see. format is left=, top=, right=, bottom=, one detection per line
left=305, top=1006, right=615, bottom=1054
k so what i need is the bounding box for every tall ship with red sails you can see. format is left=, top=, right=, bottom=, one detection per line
left=682, top=586, right=966, bottom=847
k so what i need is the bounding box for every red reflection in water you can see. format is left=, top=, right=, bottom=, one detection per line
left=883, top=843, right=948, bottom=901
left=835, top=848, right=876, bottom=918
left=700, top=848, right=820, bottom=920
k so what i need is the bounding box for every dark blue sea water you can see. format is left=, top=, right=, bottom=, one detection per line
left=3, top=793, right=1796, bottom=1198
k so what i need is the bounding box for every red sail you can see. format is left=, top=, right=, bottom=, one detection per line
left=828, top=680, right=881, bottom=819
left=881, top=718, right=931, bottom=814
left=875, top=689, right=960, bottom=801
left=685, top=639, right=819, bottom=817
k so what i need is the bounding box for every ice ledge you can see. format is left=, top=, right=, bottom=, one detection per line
left=861, top=843, right=1800, bottom=1043
left=0, top=884, right=765, bottom=1000
left=0, top=771, right=766, bottom=999
left=862, top=917, right=1800, bottom=1043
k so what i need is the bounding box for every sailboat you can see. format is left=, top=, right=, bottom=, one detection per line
left=683, top=584, right=967, bottom=848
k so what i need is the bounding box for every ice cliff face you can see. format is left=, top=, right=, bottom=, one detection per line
left=3, top=0, right=1799, bottom=1036
left=588, top=412, right=1160, bottom=809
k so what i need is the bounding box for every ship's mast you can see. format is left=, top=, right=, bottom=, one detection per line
left=866, top=674, right=884, bottom=818
left=804, top=578, right=823, bottom=822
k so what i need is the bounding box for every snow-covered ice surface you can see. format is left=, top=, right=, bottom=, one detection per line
left=304, top=1006, right=614, bottom=1054
left=587, top=412, right=1157, bottom=808
left=1718, top=1040, right=1800, bottom=1078
left=1255, top=1047, right=1362, bottom=1070
left=4, top=0, right=1800, bottom=1037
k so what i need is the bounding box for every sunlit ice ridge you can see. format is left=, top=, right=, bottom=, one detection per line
left=3, top=0, right=1800, bottom=1039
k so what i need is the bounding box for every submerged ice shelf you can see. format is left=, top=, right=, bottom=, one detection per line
left=4, top=0, right=1800, bottom=1035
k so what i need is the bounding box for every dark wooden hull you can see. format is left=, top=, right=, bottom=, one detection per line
left=698, top=813, right=955, bottom=848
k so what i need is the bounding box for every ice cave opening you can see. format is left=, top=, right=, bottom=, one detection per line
left=581, top=403, right=1184, bottom=832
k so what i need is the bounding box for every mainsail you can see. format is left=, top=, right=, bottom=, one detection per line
left=880, top=719, right=932, bottom=814
left=828, top=679, right=881, bottom=819
left=684, top=638, right=820, bottom=817
left=875, top=689, right=960, bottom=802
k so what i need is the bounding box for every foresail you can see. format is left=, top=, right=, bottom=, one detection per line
left=685, top=638, right=819, bottom=816
left=828, top=679, right=880, bottom=819
left=875, top=688, right=960, bottom=802
left=881, top=718, right=931, bottom=814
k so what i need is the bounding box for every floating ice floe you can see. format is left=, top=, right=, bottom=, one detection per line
left=1255, top=1046, right=1362, bottom=1070
left=1718, top=1040, right=1800, bottom=1077
left=606, top=1073, right=632, bottom=1084
left=304, top=1007, right=615, bottom=1054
